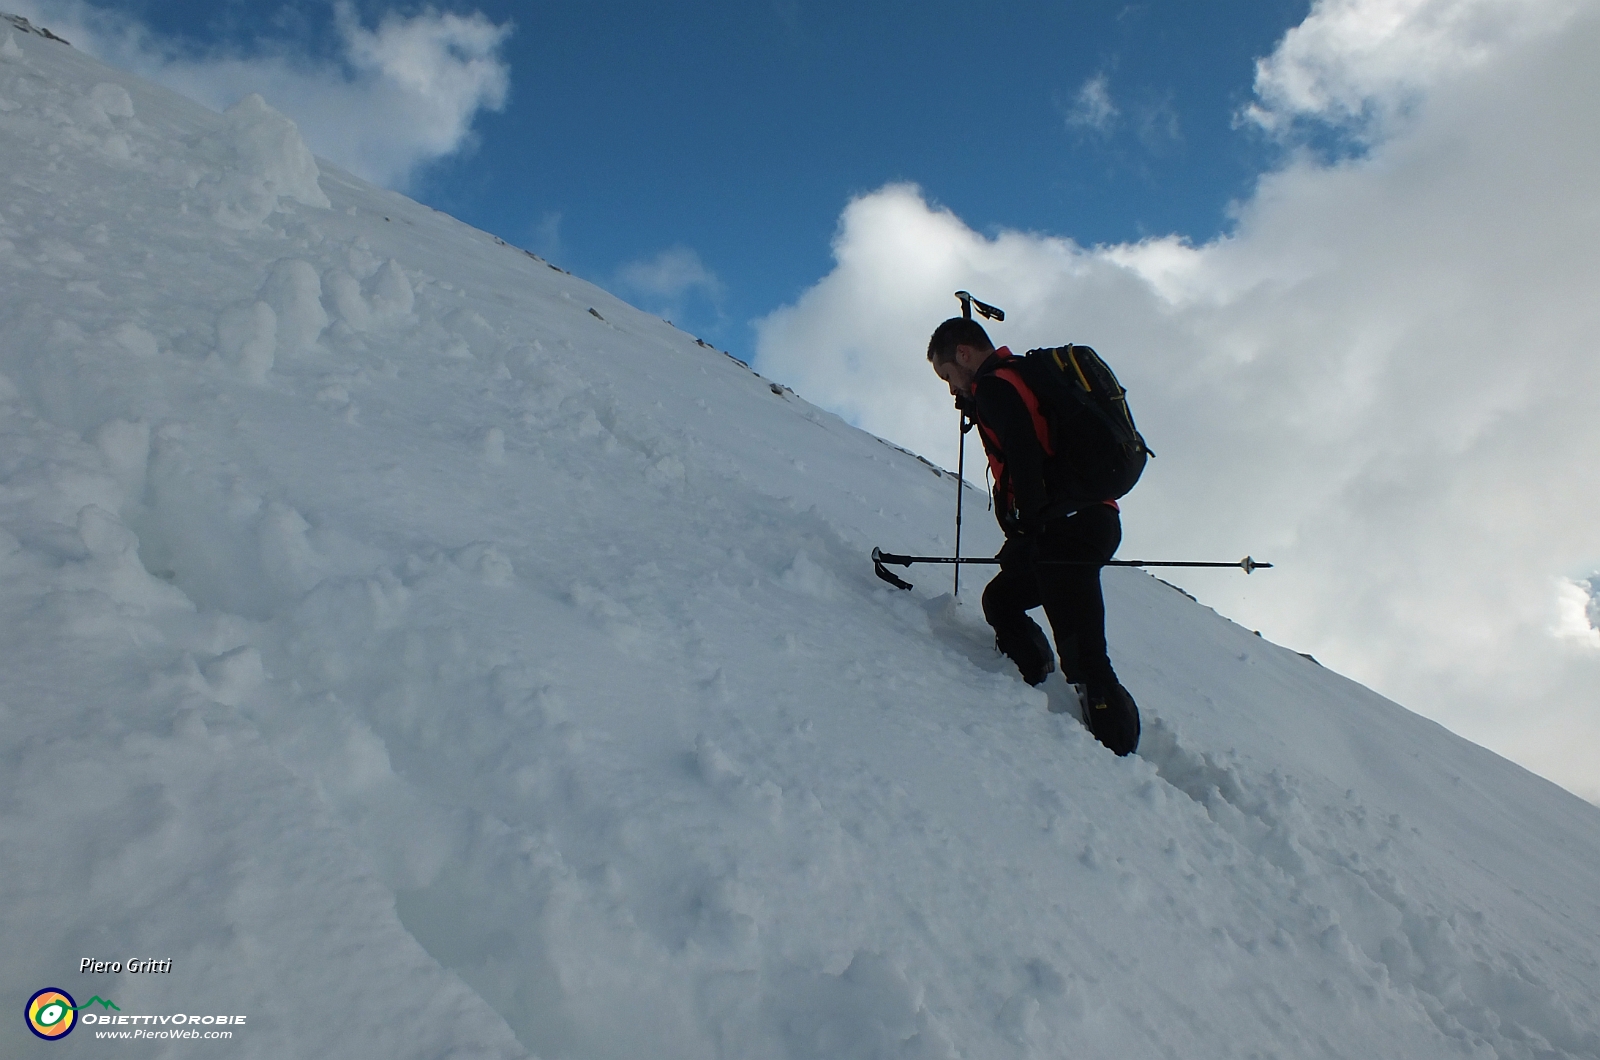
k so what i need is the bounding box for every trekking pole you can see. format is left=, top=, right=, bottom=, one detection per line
left=872, top=547, right=1272, bottom=591
left=952, top=411, right=979, bottom=595
left=954, top=416, right=965, bottom=596
left=949, top=291, right=1004, bottom=596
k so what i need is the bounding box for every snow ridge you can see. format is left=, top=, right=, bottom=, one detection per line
left=2, top=22, right=1598, bottom=1060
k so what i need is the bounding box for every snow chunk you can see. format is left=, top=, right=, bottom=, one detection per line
left=75, top=82, right=134, bottom=132
left=292, top=572, right=409, bottom=636
left=90, top=418, right=150, bottom=500
left=138, top=433, right=326, bottom=617
left=646, top=453, right=685, bottom=487
left=225, top=94, right=329, bottom=208
left=74, top=504, right=188, bottom=612
left=89, top=82, right=133, bottom=119
left=112, top=322, right=158, bottom=358
left=444, top=307, right=496, bottom=356
left=214, top=259, right=329, bottom=382
left=772, top=952, right=956, bottom=1059
left=453, top=542, right=514, bottom=586
left=695, top=733, right=743, bottom=789
left=205, top=94, right=330, bottom=229
left=217, top=301, right=277, bottom=383
left=368, top=259, right=414, bottom=321
left=258, top=502, right=323, bottom=599
left=202, top=645, right=265, bottom=706
left=780, top=550, right=839, bottom=600
left=260, top=259, right=328, bottom=356
left=76, top=502, right=137, bottom=560
left=322, top=268, right=370, bottom=331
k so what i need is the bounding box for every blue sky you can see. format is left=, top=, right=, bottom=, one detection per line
left=418, top=0, right=1312, bottom=350
left=31, top=0, right=1310, bottom=352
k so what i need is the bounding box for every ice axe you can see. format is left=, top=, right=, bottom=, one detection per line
left=949, top=290, right=1005, bottom=596
left=955, top=291, right=1005, bottom=323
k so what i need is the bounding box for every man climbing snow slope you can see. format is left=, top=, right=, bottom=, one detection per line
left=927, top=317, right=1141, bottom=756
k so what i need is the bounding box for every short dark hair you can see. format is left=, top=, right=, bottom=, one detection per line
left=926, top=317, right=994, bottom=364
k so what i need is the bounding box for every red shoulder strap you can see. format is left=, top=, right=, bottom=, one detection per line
left=989, top=365, right=1054, bottom=457
left=977, top=421, right=1006, bottom=496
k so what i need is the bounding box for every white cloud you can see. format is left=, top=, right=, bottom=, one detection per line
left=1554, top=578, right=1600, bottom=648
left=618, top=245, right=725, bottom=303
left=1064, top=73, right=1119, bottom=133
left=1244, top=0, right=1586, bottom=137
left=6, top=0, right=511, bottom=189
left=755, top=0, right=1600, bottom=803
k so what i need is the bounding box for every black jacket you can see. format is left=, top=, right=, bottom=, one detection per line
left=969, top=349, right=1093, bottom=534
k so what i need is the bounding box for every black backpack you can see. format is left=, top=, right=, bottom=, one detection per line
left=1011, top=345, right=1151, bottom=501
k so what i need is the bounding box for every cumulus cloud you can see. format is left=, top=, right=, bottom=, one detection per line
left=6, top=0, right=511, bottom=188
left=1554, top=578, right=1600, bottom=648
left=755, top=0, right=1600, bottom=802
left=1244, top=0, right=1586, bottom=138
left=618, top=245, right=726, bottom=305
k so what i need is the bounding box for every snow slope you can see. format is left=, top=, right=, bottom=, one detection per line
left=2, top=22, right=1598, bottom=1059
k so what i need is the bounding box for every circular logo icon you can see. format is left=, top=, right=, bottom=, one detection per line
left=26, top=988, right=78, bottom=1040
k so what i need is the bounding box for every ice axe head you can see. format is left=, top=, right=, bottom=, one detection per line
left=954, top=291, right=1005, bottom=322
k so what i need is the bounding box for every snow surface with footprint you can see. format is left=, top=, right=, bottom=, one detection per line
left=2, top=21, right=1598, bottom=1060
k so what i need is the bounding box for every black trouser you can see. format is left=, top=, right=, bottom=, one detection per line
left=982, top=504, right=1121, bottom=690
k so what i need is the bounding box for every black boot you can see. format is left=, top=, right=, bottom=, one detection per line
left=994, top=622, right=1055, bottom=686
left=1082, top=680, right=1141, bottom=756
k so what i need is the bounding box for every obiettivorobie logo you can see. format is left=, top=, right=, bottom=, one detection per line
left=26, top=988, right=119, bottom=1041
left=26, top=988, right=249, bottom=1042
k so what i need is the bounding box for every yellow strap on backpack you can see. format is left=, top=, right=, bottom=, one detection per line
left=1052, top=346, right=1093, bottom=392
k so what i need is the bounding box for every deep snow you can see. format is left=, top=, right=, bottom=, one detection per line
left=2, top=22, right=1598, bottom=1059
